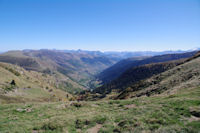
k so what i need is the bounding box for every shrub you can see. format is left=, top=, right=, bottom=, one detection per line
left=3, top=86, right=14, bottom=91
left=27, top=86, right=31, bottom=88
left=41, top=122, right=63, bottom=131
left=113, top=128, right=121, bottom=133
left=10, top=80, right=16, bottom=86
left=94, top=116, right=107, bottom=124
left=70, top=102, right=82, bottom=108
left=75, top=119, right=84, bottom=129
left=3, top=65, right=21, bottom=76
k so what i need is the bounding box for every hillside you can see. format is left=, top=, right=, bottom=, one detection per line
left=97, top=51, right=197, bottom=84
left=0, top=85, right=199, bottom=132
left=0, top=51, right=199, bottom=133
left=0, top=62, right=74, bottom=104
left=94, top=59, right=185, bottom=94
left=0, top=50, right=118, bottom=90
left=116, top=51, right=200, bottom=99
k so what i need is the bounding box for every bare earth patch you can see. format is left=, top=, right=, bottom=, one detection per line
left=87, top=124, right=102, bottom=133
left=124, top=104, right=137, bottom=109
left=32, top=130, right=38, bottom=133
left=188, top=116, right=200, bottom=122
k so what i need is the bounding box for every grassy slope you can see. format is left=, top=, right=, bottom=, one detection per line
left=25, top=50, right=117, bottom=89
left=116, top=52, right=200, bottom=99
left=0, top=51, right=199, bottom=133
left=0, top=51, right=88, bottom=92
left=0, top=50, right=118, bottom=90
left=0, top=86, right=199, bottom=133
left=95, top=59, right=184, bottom=94
left=97, top=56, right=149, bottom=83
left=0, top=62, right=73, bottom=103
left=98, top=51, right=196, bottom=84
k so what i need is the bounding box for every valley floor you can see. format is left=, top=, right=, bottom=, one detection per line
left=0, top=86, right=200, bottom=133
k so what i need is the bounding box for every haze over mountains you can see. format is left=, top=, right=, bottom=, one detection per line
left=2, top=48, right=199, bottom=59
left=0, top=49, right=198, bottom=90
left=0, top=49, right=198, bottom=97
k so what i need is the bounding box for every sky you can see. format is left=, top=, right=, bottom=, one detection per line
left=0, top=0, right=200, bottom=52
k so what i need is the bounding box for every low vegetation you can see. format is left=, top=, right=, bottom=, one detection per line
left=116, top=52, right=200, bottom=99
left=0, top=50, right=118, bottom=89
left=98, top=51, right=196, bottom=84
left=0, top=86, right=199, bottom=133
left=0, top=51, right=199, bottom=132
left=95, top=60, right=184, bottom=94
left=0, top=62, right=73, bottom=103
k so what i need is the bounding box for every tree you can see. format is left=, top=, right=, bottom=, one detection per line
left=10, top=80, right=16, bottom=86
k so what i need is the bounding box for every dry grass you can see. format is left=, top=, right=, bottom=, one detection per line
left=0, top=86, right=199, bottom=133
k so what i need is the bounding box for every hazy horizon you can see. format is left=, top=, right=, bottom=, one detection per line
left=1, top=47, right=199, bottom=53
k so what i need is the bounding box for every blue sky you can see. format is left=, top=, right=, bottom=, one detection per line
left=0, top=0, right=200, bottom=51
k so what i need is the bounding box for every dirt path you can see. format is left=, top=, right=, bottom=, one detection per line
left=125, top=104, right=137, bottom=109
left=87, top=124, right=102, bottom=133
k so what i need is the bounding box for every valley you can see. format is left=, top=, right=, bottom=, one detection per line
left=0, top=50, right=199, bottom=133
left=0, top=50, right=119, bottom=92
left=1, top=1, right=199, bottom=132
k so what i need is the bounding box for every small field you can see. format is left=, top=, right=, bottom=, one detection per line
left=0, top=87, right=200, bottom=133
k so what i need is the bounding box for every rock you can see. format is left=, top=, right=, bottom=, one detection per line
left=16, top=108, right=25, bottom=112
left=16, top=108, right=32, bottom=113
left=190, top=107, right=200, bottom=117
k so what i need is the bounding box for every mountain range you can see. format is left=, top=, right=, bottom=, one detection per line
left=116, top=51, right=200, bottom=99
left=0, top=50, right=118, bottom=91
left=78, top=51, right=199, bottom=100
left=0, top=49, right=199, bottom=101
left=97, top=51, right=197, bottom=84
left=1, top=49, right=200, bottom=132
